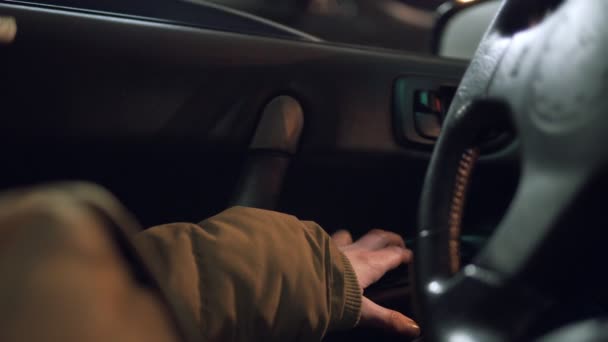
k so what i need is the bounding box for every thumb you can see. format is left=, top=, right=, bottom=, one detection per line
left=359, top=296, right=421, bottom=338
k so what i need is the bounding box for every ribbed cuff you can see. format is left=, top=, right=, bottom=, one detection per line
left=340, top=252, right=362, bottom=328
left=328, top=249, right=362, bottom=332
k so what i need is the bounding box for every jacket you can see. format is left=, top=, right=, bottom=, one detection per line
left=0, top=182, right=361, bottom=342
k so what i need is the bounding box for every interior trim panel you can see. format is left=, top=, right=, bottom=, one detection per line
left=0, top=2, right=468, bottom=158
left=0, top=3, right=518, bottom=232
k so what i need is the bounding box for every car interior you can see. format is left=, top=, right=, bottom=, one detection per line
left=1, top=0, right=607, bottom=341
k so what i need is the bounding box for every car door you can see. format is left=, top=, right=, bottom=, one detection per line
left=0, top=1, right=519, bottom=340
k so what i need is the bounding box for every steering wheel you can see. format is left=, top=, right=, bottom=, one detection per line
left=414, top=0, right=608, bottom=341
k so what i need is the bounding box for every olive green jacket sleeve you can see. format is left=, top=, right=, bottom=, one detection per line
left=136, top=206, right=362, bottom=342
left=0, top=183, right=360, bottom=342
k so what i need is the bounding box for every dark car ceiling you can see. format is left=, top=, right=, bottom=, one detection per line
left=0, top=3, right=518, bottom=240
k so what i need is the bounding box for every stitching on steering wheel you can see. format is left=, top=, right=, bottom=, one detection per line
left=448, top=147, right=479, bottom=274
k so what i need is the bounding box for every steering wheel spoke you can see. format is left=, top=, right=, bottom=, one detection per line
left=476, top=167, right=584, bottom=280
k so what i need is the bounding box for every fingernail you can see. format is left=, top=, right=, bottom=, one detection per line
left=409, top=322, right=421, bottom=336
left=0, top=16, right=17, bottom=44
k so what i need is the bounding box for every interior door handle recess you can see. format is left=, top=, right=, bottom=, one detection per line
left=393, top=77, right=458, bottom=146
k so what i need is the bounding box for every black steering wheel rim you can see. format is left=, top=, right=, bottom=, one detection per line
left=414, top=0, right=608, bottom=341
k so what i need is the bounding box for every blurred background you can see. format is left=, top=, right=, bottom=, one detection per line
left=200, top=0, right=448, bottom=54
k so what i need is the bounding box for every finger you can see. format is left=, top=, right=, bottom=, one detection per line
left=369, top=246, right=413, bottom=273
left=354, top=229, right=405, bottom=250
left=360, top=297, right=420, bottom=337
left=331, top=230, right=353, bottom=247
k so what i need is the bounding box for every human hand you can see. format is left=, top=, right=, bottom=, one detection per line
left=332, top=229, right=420, bottom=338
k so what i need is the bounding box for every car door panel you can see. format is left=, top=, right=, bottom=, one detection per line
left=0, top=2, right=517, bottom=246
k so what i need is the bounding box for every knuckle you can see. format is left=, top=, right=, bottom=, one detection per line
left=389, top=246, right=403, bottom=253
left=341, top=230, right=353, bottom=240
left=369, top=228, right=385, bottom=237
left=372, top=230, right=388, bottom=242
left=389, top=232, right=405, bottom=243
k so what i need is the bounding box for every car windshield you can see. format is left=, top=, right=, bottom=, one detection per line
left=203, top=0, right=445, bottom=54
